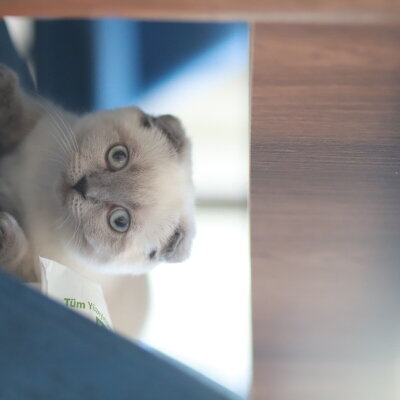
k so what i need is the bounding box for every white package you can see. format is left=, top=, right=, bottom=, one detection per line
left=36, top=257, right=113, bottom=329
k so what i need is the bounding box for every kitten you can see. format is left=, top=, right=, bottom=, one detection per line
left=0, top=64, right=195, bottom=282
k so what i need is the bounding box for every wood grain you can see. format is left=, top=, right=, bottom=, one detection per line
left=251, top=24, right=400, bottom=400
left=0, top=0, right=399, bottom=21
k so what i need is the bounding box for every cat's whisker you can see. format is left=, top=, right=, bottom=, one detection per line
left=72, top=228, right=83, bottom=251
left=49, top=104, right=79, bottom=153
left=55, top=214, right=72, bottom=231
left=29, top=145, right=67, bottom=168
left=64, top=216, right=79, bottom=246
left=47, top=157, right=68, bottom=168
left=41, top=150, right=68, bottom=168
left=64, top=229, right=75, bottom=249
left=45, top=100, right=78, bottom=154
left=54, top=211, right=72, bottom=228
left=46, top=117, right=72, bottom=158
left=48, top=112, right=75, bottom=156
left=35, top=98, right=74, bottom=157
left=35, top=169, right=64, bottom=195
left=66, top=221, right=81, bottom=250
left=51, top=107, right=78, bottom=155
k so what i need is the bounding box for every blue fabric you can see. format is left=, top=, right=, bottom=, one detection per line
left=0, top=270, right=242, bottom=400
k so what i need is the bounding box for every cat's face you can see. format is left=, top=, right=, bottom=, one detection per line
left=54, top=107, right=195, bottom=274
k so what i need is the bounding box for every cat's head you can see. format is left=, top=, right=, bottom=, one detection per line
left=54, top=107, right=195, bottom=274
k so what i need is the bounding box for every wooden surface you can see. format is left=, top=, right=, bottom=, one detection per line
left=0, top=0, right=400, bottom=21
left=0, top=270, right=240, bottom=400
left=251, top=23, right=400, bottom=400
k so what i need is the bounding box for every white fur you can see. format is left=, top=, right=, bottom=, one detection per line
left=0, top=67, right=195, bottom=280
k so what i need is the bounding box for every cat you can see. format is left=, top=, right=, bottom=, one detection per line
left=0, top=64, right=195, bottom=282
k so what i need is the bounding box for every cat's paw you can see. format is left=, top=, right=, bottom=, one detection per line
left=0, top=64, right=18, bottom=103
left=0, top=211, right=28, bottom=269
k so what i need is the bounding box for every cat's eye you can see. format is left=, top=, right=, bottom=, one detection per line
left=109, top=207, right=130, bottom=233
left=107, top=145, right=129, bottom=170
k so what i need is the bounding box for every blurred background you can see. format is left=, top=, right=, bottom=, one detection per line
left=4, top=18, right=251, bottom=397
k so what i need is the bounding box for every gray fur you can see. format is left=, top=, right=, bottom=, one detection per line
left=153, top=115, right=187, bottom=154
left=0, top=66, right=41, bottom=154
left=0, top=65, right=195, bottom=282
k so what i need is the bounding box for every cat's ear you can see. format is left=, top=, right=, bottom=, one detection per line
left=153, top=114, right=187, bottom=154
left=160, top=223, right=194, bottom=263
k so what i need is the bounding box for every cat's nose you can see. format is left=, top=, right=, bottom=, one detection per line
left=72, top=176, right=87, bottom=198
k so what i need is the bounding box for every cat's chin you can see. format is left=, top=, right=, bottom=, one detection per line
left=56, top=173, right=78, bottom=209
left=57, top=174, right=70, bottom=206
left=60, top=248, right=156, bottom=277
left=98, top=260, right=158, bottom=275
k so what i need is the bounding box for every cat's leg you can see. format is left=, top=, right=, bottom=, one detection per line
left=0, top=211, right=39, bottom=282
left=0, top=64, right=41, bottom=152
